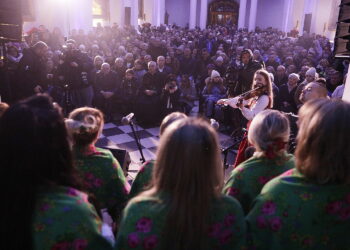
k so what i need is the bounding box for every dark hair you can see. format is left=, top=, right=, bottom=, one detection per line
left=126, top=69, right=134, bottom=75
left=0, top=95, right=79, bottom=249
left=315, top=77, right=327, bottom=86
left=32, top=41, right=48, bottom=50
left=240, top=49, right=253, bottom=60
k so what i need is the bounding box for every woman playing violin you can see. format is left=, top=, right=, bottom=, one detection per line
left=217, top=69, right=274, bottom=167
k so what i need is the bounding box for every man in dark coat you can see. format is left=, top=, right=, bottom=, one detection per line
left=234, top=49, right=263, bottom=95
left=278, top=73, right=299, bottom=114
left=93, top=63, right=120, bottom=120
left=179, top=47, right=196, bottom=77
left=137, top=61, right=163, bottom=125
left=16, top=41, right=48, bottom=99
left=58, top=39, right=94, bottom=108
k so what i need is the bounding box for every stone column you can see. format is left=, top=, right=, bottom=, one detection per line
left=200, top=0, right=208, bottom=30
left=282, top=0, right=294, bottom=33
left=189, top=0, right=197, bottom=29
left=131, top=0, right=139, bottom=27
left=238, top=0, right=247, bottom=29
left=152, top=0, right=159, bottom=26
left=248, top=0, right=258, bottom=31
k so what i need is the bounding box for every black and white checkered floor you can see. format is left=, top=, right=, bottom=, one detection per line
left=95, top=103, right=238, bottom=180
left=96, top=120, right=236, bottom=180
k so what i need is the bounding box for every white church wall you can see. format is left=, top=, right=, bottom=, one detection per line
left=109, top=0, right=124, bottom=26
left=255, top=0, right=285, bottom=30
left=291, top=0, right=304, bottom=33
left=144, top=0, right=154, bottom=24
left=313, top=0, right=335, bottom=38
left=23, top=0, right=69, bottom=35
left=165, top=0, right=190, bottom=27
left=23, top=0, right=93, bottom=36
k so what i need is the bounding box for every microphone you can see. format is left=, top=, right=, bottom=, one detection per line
left=210, top=118, right=220, bottom=130
left=121, top=113, right=135, bottom=125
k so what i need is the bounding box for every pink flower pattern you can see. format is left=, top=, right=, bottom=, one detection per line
left=72, top=239, right=88, bottom=249
left=136, top=217, right=153, bottom=233
left=143, top=235, right=158, bottom=250
left=262, top=201, right=276, bottom=215
left=224, top=214, right=235, bottom=227
left=269, top=217, right=282, bottom=231
left=219, top=229, right=233, bottom=244
left=228, top=187, right=240, bottom=197
left=127, top=232, right=140, bottom=248
left=326, top=201, right=343, bottom=214
left=256, top=215, right=267, bottom=228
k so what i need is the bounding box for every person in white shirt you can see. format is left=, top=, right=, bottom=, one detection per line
left=217, top=69, right=273, bottom=167
left=218, top=69, right=273, bottom=121
left=332, top=73, right=347, bottom=100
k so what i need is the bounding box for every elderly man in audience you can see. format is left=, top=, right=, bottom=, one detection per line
left=274, top=65, right=288, bottom=87
left=294, top=67, right=318, bottom=108
left=278, top=73, right=299, bottom=114
left=93, top=63, right=119, bottom=121
left=137, top=61, right=164, bottom=125
left=299, top=79, right=328, bottom=104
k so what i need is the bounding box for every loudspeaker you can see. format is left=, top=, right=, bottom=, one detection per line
left=303, top=14, right=312, bottom=34
left=0, top=0, right=23, bottom=42
left=102, top=146, right=131, bottom=176
left=125, top=7, right=131, bottom=26
left=334, top=0, right=350, bottom=58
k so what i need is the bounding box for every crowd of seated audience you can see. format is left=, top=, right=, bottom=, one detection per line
left=1, top=22, right=350, bottom=250
left=0, top=23, right=348, bottom=127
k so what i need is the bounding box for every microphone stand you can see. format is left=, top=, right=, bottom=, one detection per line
left=128, top=120, right=146, bottom=163
left=221, top=128, right=246, bottom=171
left=222, top=138, right=244, bottom=171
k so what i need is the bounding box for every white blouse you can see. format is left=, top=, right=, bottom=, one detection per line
left=224, top=95, right=270, bottom=121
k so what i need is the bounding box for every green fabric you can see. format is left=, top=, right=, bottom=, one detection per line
left=115, top=194, right=246, bottom=250
left=32, top=186, right=112, bottom=250
left=223, top=154, right=294, bottom=214
left=246, top=170, right=350, bottom=250
left=129, top=161, right=154, bottom=200
left=73, top=145, right=129, bottom=215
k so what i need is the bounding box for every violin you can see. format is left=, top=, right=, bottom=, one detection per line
left=216, top=85, right=267, bottom=108
left=237, top=85, right=266, bottom=105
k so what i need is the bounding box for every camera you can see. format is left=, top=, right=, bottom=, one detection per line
left=81, top=72, right=89, bottom=85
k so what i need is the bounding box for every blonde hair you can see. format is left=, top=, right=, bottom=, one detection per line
left=296, top=99, right=350, bottom=184
left=147, top=118, right=223, bottom=248
left=248, top=110, right=290, bottom=161
left=66, top=107, right=104, bottom=146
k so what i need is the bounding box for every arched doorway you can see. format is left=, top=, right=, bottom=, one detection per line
left=208, top=0, right=239, bottom=26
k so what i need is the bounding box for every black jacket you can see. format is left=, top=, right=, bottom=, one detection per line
left=58, top=49, right=93, bottom=89
left=16, top=48, right=45, bottom=98
left=94, top=70, right=120, bottom=94
left=234, top=60, right=263, bottom=95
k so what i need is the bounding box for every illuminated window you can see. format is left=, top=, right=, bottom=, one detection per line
left=93, top=0, right=103, bottom=16
left=92, top=0, right=109, bottom=26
